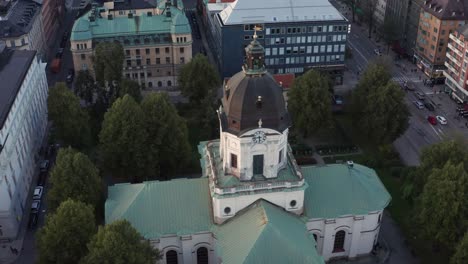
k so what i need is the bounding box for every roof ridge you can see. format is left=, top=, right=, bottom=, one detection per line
left=108, top=183, right=146, bottom=221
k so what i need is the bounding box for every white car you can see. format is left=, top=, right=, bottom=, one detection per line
left=374, top=48, right=382, bottom=56
left=33, top=186, right=43, bottom=200
left=31, top=200, right=41, bottom=213
left=436, top=115, right=447, bottom=125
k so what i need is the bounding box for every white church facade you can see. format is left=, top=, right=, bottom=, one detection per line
left=105, top=33, right=391, bottom=264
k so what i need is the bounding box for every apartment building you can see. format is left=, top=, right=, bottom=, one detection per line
left=70, top=1, right=191, bottom=88
left=0, top=0, right=46, bottom=59
left=414, top=0, right=468, bottom=81
left=39, top=0, right=65, bottom=57
left=444, top=24, right=468, bottom=102
left=203, top=0, right=349, bottom=84
left=0, top=46, right=48, bottom=240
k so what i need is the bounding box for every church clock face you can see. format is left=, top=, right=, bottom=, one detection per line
left=252, top=131, right=267, bottom=144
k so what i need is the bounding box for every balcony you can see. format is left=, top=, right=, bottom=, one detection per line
left=445, top=61, right=458, bottom=75
left=450, top=34, right=465, bottom=47
left=448, top=43, right=463, bottom=57
left=446, top=52, right=461, bottom=67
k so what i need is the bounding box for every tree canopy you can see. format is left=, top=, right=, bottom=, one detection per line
left=178, top=54, right=220, bottom=103
left=37, top=200, right=96, bottom=264
left=47, top=147, right=102, bottom=212
left=418, top=161, right=468, bottom=249
left=118, top=79, right=142, bottom=102
left=451, top=231, right=468, bottom=264
left=93, top=42, right=125, bottom=88
left=381, top=18, right=399, bottom=53
left=75, top=70, right=97, bottom=105
left=81, top=220, right=161, bottom=264
left=288, top=69, right=333, bottom=136
left=351, top=63, right=408, bottom=144
left=99, top=95, right=148, bottom=181
left=48, top=82, right=91, bottom=147
left=141, top=93, right=191, bottom=177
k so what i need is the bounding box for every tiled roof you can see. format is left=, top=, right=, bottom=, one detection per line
left=71, top=6, right=190, bottom=41
left=105, top=178, right=213, bottom=239
left=302, top=164, right=391, bottom=219
left=218, top=0, right=345, bottom=25
left=214, top=200, right=324, bottom=264
left=422, top=0, right=468, bottom=20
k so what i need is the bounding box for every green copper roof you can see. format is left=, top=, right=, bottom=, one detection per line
left=302, top=164, right=391, bottom=219
left=71, top=7, right=191, bottom=41
left=105, top=178, right=212, bottom=239
left=214, top=200, right=324, bottom=264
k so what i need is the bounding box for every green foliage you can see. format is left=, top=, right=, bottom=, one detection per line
left=48, top=82, right=91, bottom=147
left=417, top=161, right=468, bottom=249
left=351, top=63, right=408, bottom=144
left=93, top=42, right=125, bottom=87
left=47, top=147, right=102, bottom=212
left=178, top=54, right=220, bottom=103
left=288, top=69, right=333, bottom=136
left=81, top=220, right=161, bottom=264
left=118, top=79, right=142, bottom=102
left=141, top=93, right=191, bottom=178
left=404, top=139, right=468, bottom=201
left=37, top=200, right=96, bottom=264
left=451, top=231, right=468, bottom=264
left=99, top=95, right=148, bottom=181
left=381, top=18, right=399, bottom=53
left=75, top=70, right=97, bottom=104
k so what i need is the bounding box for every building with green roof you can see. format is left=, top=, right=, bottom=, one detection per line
left=70, top=1, right=192, bottom=89
left=105, top=31, right=391, bottom=264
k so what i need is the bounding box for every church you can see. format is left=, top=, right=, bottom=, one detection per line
left=105, top=34, right=391, bottom=264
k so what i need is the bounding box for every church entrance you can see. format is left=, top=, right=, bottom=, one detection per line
left=253, top=155, right=264, bottom=175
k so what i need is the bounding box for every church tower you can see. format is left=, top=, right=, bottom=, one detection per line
left=205, top=31, right=306, bottom=224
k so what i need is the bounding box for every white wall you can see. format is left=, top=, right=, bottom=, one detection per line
left=306, top=210, right=383, bottom=261
left=0, top=56, right=48, bottom=240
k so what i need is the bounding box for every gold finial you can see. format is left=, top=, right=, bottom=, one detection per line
left=253, top=26, right=261, bottom=40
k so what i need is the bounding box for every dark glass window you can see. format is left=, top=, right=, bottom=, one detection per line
left=196, top=247, right=208, bottom=264
left=333, top=230, right=346, bottom=252
left=231, top=154, right=237, bottom=168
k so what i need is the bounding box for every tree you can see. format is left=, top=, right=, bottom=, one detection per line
left=351, top=63, right=408, bottom=144
left=48, top=83, right=91, bottom=147
left=75, top=70, right=97, bottom=105
left=404, top=139, right=468, bottom=201
left=343, top=0, right=358, bottom=22
left=47, top=147, right=102, bottom=212
left=178, top=54, right=220, bottom=104
left=288, top=70, right=333, bottom=136
left=451, top=231, right=468, bottom=264
left=37, top=200, right=96, bottom=264
left=93, top=42, right=125, bottom=88
left=141, top=93, right=191, bottom=178
left=418, top=161, right=468, bottom=249
left=381, top=18, right=399, bottom=53
left=81, top=220, right=161, bottom=264
left=99, top=95, right=148, bottom=181
left=361, top=0, right=378, bottom=39
left=118, top=79, right=142, bottom=102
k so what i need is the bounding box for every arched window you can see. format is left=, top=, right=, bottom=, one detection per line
left=167, top=80, right=172, bottom=86
left=313, top=234, right=318, bottom=242
left=333, top=230, right=346, bottom=252
left=196, top=247, right=208, bottom=264
left=158, top=81, right=162, bottom=87
left=166, top=250, right=178, bottom=264
left=148, top=82, right=153, bottom=87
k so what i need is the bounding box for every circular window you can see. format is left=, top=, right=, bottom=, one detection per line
left=290, top=200, right=297, bottom=207
left=224, top=207, right=231, bottom=215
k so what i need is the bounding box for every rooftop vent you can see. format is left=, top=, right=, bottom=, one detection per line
left=347, top=160, right=354, bottom=167
left=147, top=11, right=152, bottom=16
left=128, top=13, right=133, bottom=18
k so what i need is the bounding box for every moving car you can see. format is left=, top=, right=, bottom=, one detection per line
left=31, top=200, right=41, bottom=213
left=415, top=91, right=425, bottom=100
left=427, top=115, right=437, bottom=125
left=424, top=102, right=435, bottom=111
left=39, top=160, right=49, bottom=172
left=33, top=186, right=43, bottom=200
left=66, top=69, right=75, bottom=83
left=413, top=100, right=424, bottom=109
left=436, top=115, right=447, bottom=125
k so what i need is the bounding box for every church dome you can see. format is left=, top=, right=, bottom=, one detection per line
left=220, top=33, right=290, bottom=135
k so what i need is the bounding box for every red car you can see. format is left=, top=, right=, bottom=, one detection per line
left=427, top=115, right=437, bottom=125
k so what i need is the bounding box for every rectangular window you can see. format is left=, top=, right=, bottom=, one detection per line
left=146, top=58, right=151, bottom=65
left=231, top=153, right=238, bottom=168
left=180, top=57, right=185, bottom=64
left=156, top=58, right=161, bottom=64
left=145, top=48, right=150, bottom=54
left=136, top=49, right=140, bottom=55
left=81, top=54, right=86, bottom=60
left=272, top=48, right=278, bottom=55
left=165, top=47, right=170, bottom=53
left=279, top=149, right=283, bottom=163
left=126, top=60, right=131, bottom=66
left=279, top=47, right=284, bottom=55
left=314, top=46, right=319, bottom=53
left=155, top=48, right=160, bottom=54
left=136, top=59, right=141, bottom=66
left=166, top=57, right=170, bottom=64
left=180, top=47, right=184, bottom=53
left=126, top=50, right=130, bottom=56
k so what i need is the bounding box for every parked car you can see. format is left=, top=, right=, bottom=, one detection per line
left=415, top=91, right=425, bottom=100
left=424, top=102, right=435, bottom=111
left=31, top=200, right=41, bottom=213
left=427, top=115, right=437, bottom=125
left=437, top=115, right=447, bottom=125
left=28, top=213, right=38, bottom=229
left=37, top=172, right=47, bottom=186
left=413, top=100, right=424, bottom=109
left=39, top=160, right=49, bottom=172
left=33, top=186, right=43, bottom=200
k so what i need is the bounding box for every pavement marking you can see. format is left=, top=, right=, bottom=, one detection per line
left=429, top=125, right=443, bottom=140
left=348, top=41, right=369, bottom=64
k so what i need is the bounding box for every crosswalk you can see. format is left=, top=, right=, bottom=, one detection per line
left=391, top=76, right=423, bottom=84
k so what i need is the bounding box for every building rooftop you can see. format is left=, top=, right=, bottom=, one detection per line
left=214, top=200, right=324, bottom=264
left=0, top=0, right=41, bottom=38
left=218, top=0, right=346, bottom=25
left=422, top=0, right=468, bottom=20
left=302, top=164, right=391, bottom=219
left=71, top=6, right=190, bottom=41
left=456, top=23, right=468, bottom=39
left=0, top=48, right=36, bottom=129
